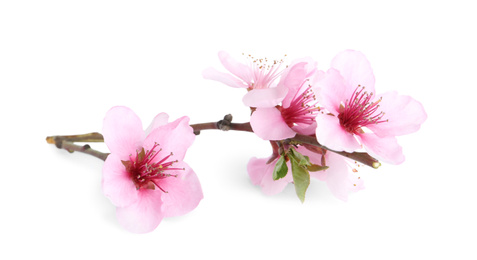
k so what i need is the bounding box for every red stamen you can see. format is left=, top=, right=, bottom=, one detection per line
left=122, top=143, right=182, bottom=192
left=280, top=81, right=320, bottom=128
left=338, top=85, right=388, bottom=134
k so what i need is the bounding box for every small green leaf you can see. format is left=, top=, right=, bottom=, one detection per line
left=298, top=155, right=312, bottom=167
left=290, top=156, right=310, bottom=203
left=272, top=156, right=288, bottom=180
left=306, top=164, right=329, bottom=172
left=289, top=147, right=308, bottom=164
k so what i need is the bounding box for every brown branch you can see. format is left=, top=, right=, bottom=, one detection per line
left=52, top=140, right=109, bottom=161
left=190, top=114, right=253, bottom=134
left=46, top=115, right=380, bottom=168
left=289, top=134, right=381, bottom=169
left=46, top=132, right=104, bottom=144
left=191, top=116, right=380, bottom=168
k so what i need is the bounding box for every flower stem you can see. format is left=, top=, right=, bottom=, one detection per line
left=46, top=115, right=380, bottom=168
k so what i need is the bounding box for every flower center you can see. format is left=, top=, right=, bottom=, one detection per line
left=337, top=85, right=387, bottom=134
left=244, top=53, right=286, bottom=90
left=122, top=143, right=183, bottom=192
left=280, top=81, right=320, bottom=128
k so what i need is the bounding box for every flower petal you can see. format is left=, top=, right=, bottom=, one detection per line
left=250, top=107, right=296, bottom=140
left=367, top=91, right=427, bottom=137
left=315, top=115, right=360, bottom=152
left=358, top=133, right=405, bottom=164
left=102, top=153, right=138, bottom=208
left=247, top=157, right=292, bottom=195
left=323, top=152, right=353, bottom=201
left=218, top=51, right=252, bottom=83
left=116, top=189, right=164, bottom=234
left=292, top=121, right=317, bottom=136
left=316, top=69, right=351, bottom=115
left=242, top=85, right=288, bottom=108
left=143, top=116, right=195, bottom=161
left=330, top=50, right=375, bottom=93
left=144, top=112, right=169, bottom=136
left=159, top=162, right=203, bottom=218
left=202, top=67, right=248, bottom=88
left=281, top=59, right=317, bottom=108
left=102, top=106, right=145, bottom=160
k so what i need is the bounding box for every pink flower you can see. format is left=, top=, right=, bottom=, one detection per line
left=249, top=58, right=321, bottom=140
left=101, top=106, right=203, bottom=233
left=315, top=50, right=427, bottom=164
left=247, top=146, right=363, bottom=201
left=203, top=51, right=289, bottom=107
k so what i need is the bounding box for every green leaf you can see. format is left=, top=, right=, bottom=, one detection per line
left=272, top=156, right=288, bottom=180
left=306, top=164, right=329, bottom=172
left=298, top=155, right=311, bottom=167
left=289, top=147, right=309, bottom=165
left=289, top=155, right=310, bottom=203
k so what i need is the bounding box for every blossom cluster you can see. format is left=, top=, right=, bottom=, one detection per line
left=99, top=50, right=426, bottom=233
left=203, top=50, right=426, bottom=201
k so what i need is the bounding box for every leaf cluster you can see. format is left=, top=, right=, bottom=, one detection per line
left=272, top=147, right=328, bottom=202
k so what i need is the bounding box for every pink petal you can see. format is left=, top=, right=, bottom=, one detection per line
left=116, top=189, right=164, bottom=234
left=144, top=112, right=169, bottom=136
left=367, top=91, right=427, bottom=137
left=102, top=153, right=138, bottom=208
left=292, top=121, right=317, bottom=136
left=247, top=157, right=292, bottom=195
left=281, top=59, right=317, bottom=108
left=142, top=116, right=195, bottom=161
left=316, top=69, right=351, bottom=115
left=330, top=50, right=375, bottom=93
left=218, top=51, right=252, bottom=83
left=315, top=115, right=361, bottom=152
left=242, top=85, right=288, bottom=108
left=202, top=67, right=248, bottom=88
left=349, top=174, right=365, bottom=192
left=297, top=147, right=364, bottom=200
left=159, top=162, right=203, bottom=218
left=281, top=57, right=317, bottom=82
left=322, top=152, right=351, bottom=201
left=102, top=106, right=145, bottom=161
left=247, top=157, right=268, bottom=186
left=358, top=133, right=405, bottom=165
left=250, top=107, right=296, bottom=140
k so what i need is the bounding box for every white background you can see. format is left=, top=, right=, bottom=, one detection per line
left=1, top=0, right=476, bottom=259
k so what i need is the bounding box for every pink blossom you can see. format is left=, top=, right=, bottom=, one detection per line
left=203, top=51, right=289, bottom=107
left=315, top=50, right=427, bottom=164
left=102, top=106, right=203, bottom=233
left=249, top=58, right=321, bottom=140
left=247, top=146, right=363, bottom=201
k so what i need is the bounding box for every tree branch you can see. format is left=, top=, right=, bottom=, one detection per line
left=46, top=114, right=380, bottom=168
left=51, top=140, right=109, bottom=161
